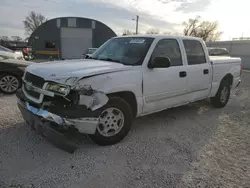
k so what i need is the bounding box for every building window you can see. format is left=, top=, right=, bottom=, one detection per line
left=56, top=19, right=61, bottom=28
left=68, top=18, right=76, bottom=27
left=45, top=41, right=56, bottom=48
left=92, top=20, right=96, bottom=29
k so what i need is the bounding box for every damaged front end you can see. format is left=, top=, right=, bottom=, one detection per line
left=16, top=72, right=108, bottom=152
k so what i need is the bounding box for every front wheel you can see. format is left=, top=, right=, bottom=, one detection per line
left=210, top=80, right=231, bottom=108
left=89, top=97, right=133, bottom=146
left=0, top=74, right=21, bottom=94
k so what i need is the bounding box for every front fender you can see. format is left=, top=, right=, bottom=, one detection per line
left=73, top=70, right=144, bottom=116
left=74, top=70, right=143, bottom=97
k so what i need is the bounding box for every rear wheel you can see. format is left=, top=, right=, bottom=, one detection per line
left=210, top=80, right=231, bottom=108
left=89, top=97, right=133, bottom=146
left=0, top=74, right=21, bottom=94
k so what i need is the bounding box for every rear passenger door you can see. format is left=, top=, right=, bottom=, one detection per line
left=183, top=39, right=212, bottom=101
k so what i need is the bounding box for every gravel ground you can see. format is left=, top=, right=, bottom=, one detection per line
left=0, top=72, right=250, bottom=188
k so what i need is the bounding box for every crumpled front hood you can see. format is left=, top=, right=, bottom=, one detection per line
left=26, top=59, right=133, bottom=84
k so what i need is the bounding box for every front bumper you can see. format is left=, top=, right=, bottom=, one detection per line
left=16, top=88, right=101, bottom=153
left=16, top=89, right=99, bottom=135
left=17, top=100, right=82, bottom=153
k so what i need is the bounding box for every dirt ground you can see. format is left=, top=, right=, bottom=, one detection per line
left=180, top=88, right=250, bottom=188
left=0, top=72, right=250, bottom=188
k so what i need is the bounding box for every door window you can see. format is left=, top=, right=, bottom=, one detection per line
left=183, top=40, right=206, bottom=65
left=151, top=39, right=183, bottom=66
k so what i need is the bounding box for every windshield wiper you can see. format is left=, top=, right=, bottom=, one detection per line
left=98, top=58, right=121, bottom=63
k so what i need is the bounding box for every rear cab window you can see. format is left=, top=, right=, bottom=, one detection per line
left=151, top=39, right=183, bottom=67
left=209, top=48, right=229, bottom=56
left=183, top=40, right=207, bottom=65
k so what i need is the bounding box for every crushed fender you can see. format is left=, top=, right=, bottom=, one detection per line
left=74, top=85, right=109, bottom=111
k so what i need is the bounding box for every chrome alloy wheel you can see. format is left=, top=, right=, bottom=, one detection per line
left=97, top=107, right=125, bottom=137
left=0, top=75, right=19, bottom=93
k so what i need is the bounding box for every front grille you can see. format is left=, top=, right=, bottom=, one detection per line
left=24, top=83, right=40, bottom=99
left=25, top=72, right=45, bottom=88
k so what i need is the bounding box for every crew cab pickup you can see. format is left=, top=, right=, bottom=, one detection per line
left=16, top=35, right=241, bottom=150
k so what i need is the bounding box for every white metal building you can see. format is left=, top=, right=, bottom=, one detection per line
left=207, top=40, right=250, bottom=69
left=28, top=17, right=117, bottom=60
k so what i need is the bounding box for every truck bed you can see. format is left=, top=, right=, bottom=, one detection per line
left=209, top=56, right=241, bottom=97
left=210, top=56, right=241, bottom=65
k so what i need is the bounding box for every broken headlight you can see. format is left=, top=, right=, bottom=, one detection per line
left=45, top=83, right=70, bottom=96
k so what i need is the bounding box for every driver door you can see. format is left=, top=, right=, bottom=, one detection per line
left=143, top=39, right=189, bottom=114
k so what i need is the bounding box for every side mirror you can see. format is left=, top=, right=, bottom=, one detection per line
left=148, top=56, right=171, bottom=69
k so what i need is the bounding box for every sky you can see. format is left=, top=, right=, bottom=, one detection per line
left=0, top=0, right=248, bottom=41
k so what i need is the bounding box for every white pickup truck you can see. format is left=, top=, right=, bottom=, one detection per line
left=16, top=35, right=241, bottom=149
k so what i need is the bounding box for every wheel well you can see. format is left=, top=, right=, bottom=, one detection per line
left=222, top=74, right=233, bottom=86
left=108, top=91, right=137, bottom=118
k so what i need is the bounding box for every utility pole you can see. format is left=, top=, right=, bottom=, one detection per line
left=133, top=15, right=139, bottom=34
left=136, top=15, right=139, bottom=34
left=241, top=32, right=244, bottom=39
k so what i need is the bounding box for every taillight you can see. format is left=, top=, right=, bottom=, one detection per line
left=23, top=48, right=28, bottom=53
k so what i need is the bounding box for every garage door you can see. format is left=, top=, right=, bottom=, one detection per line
left=61, top=27, right=92, bottom=59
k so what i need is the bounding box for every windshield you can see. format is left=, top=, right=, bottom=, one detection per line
left=91, top=37, right=154, bottom=65
left=0, top=45, right=13, bottom=53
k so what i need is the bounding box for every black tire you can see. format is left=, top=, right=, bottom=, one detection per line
left=0, top=73, right=21, bottom=94
left=210, top=80, right=231, bottom=108
left=89, top=97, right=133, bottom=146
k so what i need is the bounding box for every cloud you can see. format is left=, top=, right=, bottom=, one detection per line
left=0, top=0, right=60, bottom=37
left=0, top=0, right=182, bottom=37
left=55, top=0, right=180, bottom=33
left=175, top=0, right=212, bottom=13
left=0, top=0, right=213, bottom=38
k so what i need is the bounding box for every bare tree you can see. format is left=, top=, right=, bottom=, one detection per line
left=23, top=11, right=47, bottom=35
left=122, top=29, right=134, bottom=36
left=183, top=16, right=201, bottom=36
left=0, top=36, right=10, bottom=41
left=162, top=31, right=172, bottom=35
left=24, top=37, right=30, bottom=42
left=183, top=16, right=222, bottom=41
left=0, top=36, right=10, bottom=46
left=146, top=28, right=160, bottom=34
left=11, top=36, right=23, bottom=42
